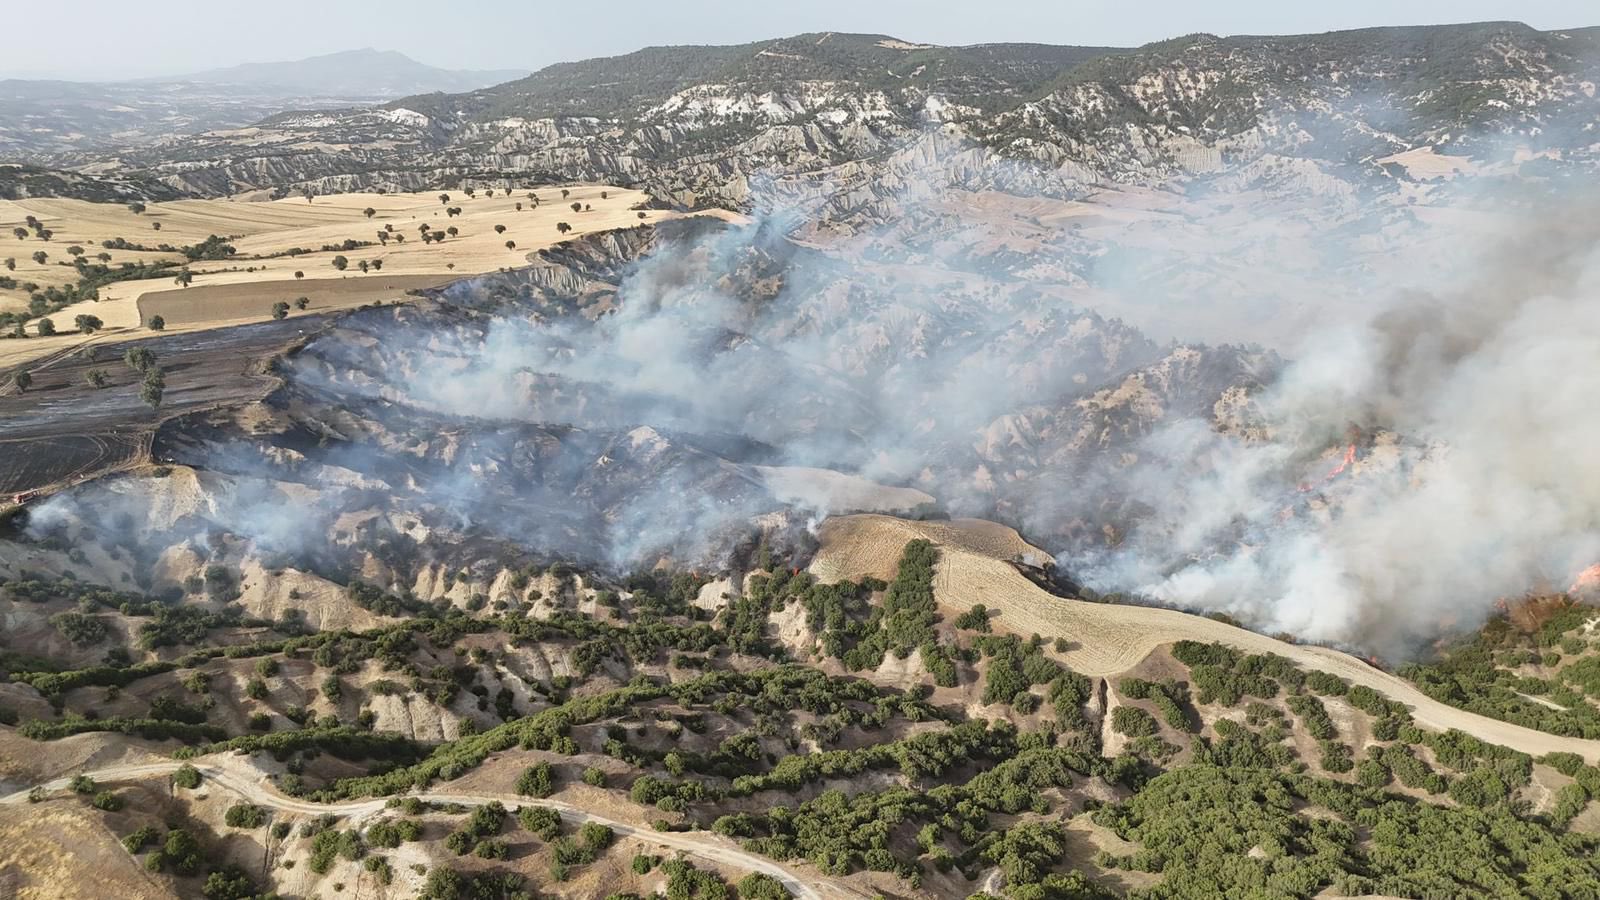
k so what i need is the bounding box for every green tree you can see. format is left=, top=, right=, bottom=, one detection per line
left=737, top=872, right=790, bottom=899
left=84, top=369, right=109, bottom=388
left=140, top=368, right=165, bottom=409
left=225, top=803, right=267, bottom=828
left=148, top=315, right=165, bottom=331
left=74, top=314, right=103, bottom=334
left=14, top=371, right=33, bottom=391
left=517, top=762, right=554, bottom=797
left=272, top=302, right=290, bottom=320
left=125, top=347, right=156, bottom=372
left=331, top=256, right=349, bottom=271
left=36, top=317, right=54, bottom=336
left=363, top=207, right=376, bottom=219
left=31, top=251, right=47, bottom=264
left=202, top=867, right=256, bottom=900
left=127, top=202, right=146, bottom=214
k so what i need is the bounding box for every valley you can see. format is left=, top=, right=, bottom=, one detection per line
left=0, top=16, right=1598, bottom=900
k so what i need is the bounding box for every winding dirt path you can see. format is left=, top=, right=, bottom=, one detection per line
left=0, top=761, right=864, bottom=900
left=813, top=514, right=1600, bottom=763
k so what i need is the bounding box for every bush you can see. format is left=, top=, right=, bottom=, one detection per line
left=580, top=821, right=614, bottom=850
left=224, top=804, right=267, bottom=829
left=172, top=764, right=202, bottom=789
left=738, top=872, right=792, bottom=899
left=516, top=762, right=554, bottom=797
left=1111, top=706, right=1157, bottom=738
left=1542, top=752, right=1586, bottom=777
left=954, top=604, right=991, bottom=632
left=1356, top=758, right=1390, bottom=788
left=122, top=825, right=160, bottom=854
left=519, top=805, right=561, bottom=840
left=91, top=790, right=124, bottom=811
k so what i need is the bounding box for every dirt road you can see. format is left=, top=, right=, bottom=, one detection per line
left=0, top=760, right=863, bottom=900
left=814, top=514, right=1600, bottom=763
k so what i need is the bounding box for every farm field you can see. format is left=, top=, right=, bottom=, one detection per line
left=0, top=184, right=663, bottom=369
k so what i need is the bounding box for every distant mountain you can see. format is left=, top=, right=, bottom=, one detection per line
left=9, top=23, right=1599, bottom=210
left=0, top=50, right=527, bottom=159
left=166, top=48, right=527, bottom=97
left=71, top=22, right=1596, bottom=208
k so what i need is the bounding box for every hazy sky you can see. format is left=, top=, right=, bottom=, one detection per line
left=2, top=0, right=1593, bottom=80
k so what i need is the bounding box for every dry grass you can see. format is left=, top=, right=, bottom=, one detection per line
left=135, top=274, right=452, bottom=327
left=0, top=184, right=686, bottom=369
left=0, top=802, right=169, bottom=899
left=810, top=513, right=1600, bottom=761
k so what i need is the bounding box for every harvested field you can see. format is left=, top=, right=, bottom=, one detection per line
left=0, top=317, right=316, bottom=497
left=135, top=273, right=451, bottom=327
left=808, top=514, right=1053, bottom=581
left=0, top=802, right=169, bottom=899
left=0, top=433, right=146, bottom=496
left=811, top=513, right=1600, bottom=761
left=0, top=184, right=683, bottom=368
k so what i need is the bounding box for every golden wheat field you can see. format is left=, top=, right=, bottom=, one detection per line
left=0, top=185, right=671, bottom=368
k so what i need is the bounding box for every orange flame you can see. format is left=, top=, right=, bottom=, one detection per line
left=1296, top=443, right=1359, bottom=494
left=1571, top=563, right=1600, bottom=595
left=1324, top=443, right=1358, bottom=480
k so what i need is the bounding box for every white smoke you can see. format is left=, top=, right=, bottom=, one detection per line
left=1082, top=206, right=1600, bottom=653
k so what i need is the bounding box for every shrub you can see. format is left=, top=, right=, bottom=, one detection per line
left=224, top=804, right=267, bottom=829
left=516, top=762, right=554, bottom=797
left=519, top=805, right=561, bottom=840
left=1111, top=706, right=1157, bottom=738
left=91, top=790, right=124, bottom=811
left=580, top=821, right=614, bottom=850
left=122, top=825, right=160, bottom=854
left=954, top=604, right=991, bottom=632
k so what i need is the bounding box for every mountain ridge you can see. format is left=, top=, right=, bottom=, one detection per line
left=150, top=47, right=528, bottom=96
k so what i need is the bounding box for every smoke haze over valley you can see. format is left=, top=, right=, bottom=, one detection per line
left=7, top=19, right=1600, bottom=900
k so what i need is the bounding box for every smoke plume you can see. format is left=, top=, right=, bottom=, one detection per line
left=1081, top=203, right=1600, bottom=654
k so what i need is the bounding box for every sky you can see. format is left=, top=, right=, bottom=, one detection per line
left=1, top=0, right=1593, bottom=80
